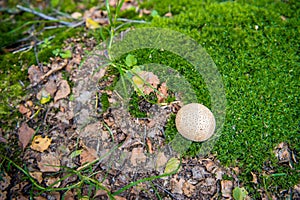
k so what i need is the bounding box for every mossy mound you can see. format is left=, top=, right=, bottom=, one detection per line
left=134, top=0, right=299, bottom=197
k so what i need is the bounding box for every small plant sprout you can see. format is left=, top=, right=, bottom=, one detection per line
left=175, top=103, right=216, bottom=142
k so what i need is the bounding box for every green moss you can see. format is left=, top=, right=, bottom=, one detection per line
left=100, top=93, right=110, bottom=113
left=132, top=0, right=299, bottom=197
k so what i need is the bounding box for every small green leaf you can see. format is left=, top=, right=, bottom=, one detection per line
left=60, top=50, right=72, bottom=59
left=40, top=90, right=51, bottom=104
left=164, top=157, right=180, bottom=174
left=51, top=0, right=59, bottom=7
left=70, top=149, right=83, bottom=158
left=233, top=187, right=248, bottom=200
left=125, top=54, right=137, bottom=67
left=52, top=49, right=60, bottom=56
left=151, top=10, right=160, bottom=17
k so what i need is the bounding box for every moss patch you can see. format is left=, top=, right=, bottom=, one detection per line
left=135, top=0, right=299, bottom=197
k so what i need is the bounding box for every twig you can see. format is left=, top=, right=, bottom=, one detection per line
left=12, top=36, right=55, bottom=54
left=152, top=182, right=177, bottom=199
left=16, top=5, right=76, bottom=27
left=117, top=18, right=148, bottom=24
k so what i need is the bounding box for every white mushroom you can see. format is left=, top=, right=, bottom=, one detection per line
left=175, top=103, right=216, bottom=142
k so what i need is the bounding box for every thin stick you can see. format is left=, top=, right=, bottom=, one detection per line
left=152, top=182, right=177, bottom=199
left=16, top=5, right=75, bottom=27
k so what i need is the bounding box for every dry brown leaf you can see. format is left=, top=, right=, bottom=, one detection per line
left=38, top=153, right=60, bottom=172
left=29, top=172, right=43, bottom=183
left=64, top=190, right=75, bottom=200
left=44, top=79, right=57, bottom=97
left=18, top=122, right=35, bottom=150
left=30, top=135, right=52, bottom=152
left=45, top=177, right=61, bottom=187
left=0, top=172, right=11, bottom=191
left=221, top=180, right=233, bottom=198
left=80, top=147, right=98, bottom=165
left=28, top=65, right=43, bottom=84
left=133, top=71, right=160, bottom=95
left=146, top=138, right=153, bottom=154
left=114, top=196, right=127, bottom=200
left=170, top=177, right=185, bottom=194
left=19, top=104, right=30, bottom=115
left=54, top=80, right=71, bottom=102
left=130, top=147, right=147, bottom=166
left=182, top=181, right=196, bottom=197
left=251, top=171, right=258, bottom=184
left=155, top=151, right=168, bottom=170
left=157, top=82, right=168, bottom=103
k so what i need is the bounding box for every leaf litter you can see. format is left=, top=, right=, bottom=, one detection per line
left=4, top=25, right=300, bottom=200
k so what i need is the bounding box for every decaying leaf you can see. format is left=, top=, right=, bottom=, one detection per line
left=132, top=71, right=160, bottom=95
left=0, top=172, right=11, bottom=191
left=155, top=151, right=168, bottom=170
left=54, top=80, right=71, bottom=102
left=30, top=135, right=52, bottom=152
left=37, top=153, right=60, bottom=172
left=182, top=181, right=196, bottom=197
left=130, top=147, right=147, bottom=166
left=157, top=82, right=168, bottom=103
left=221, top=180, right=233, bottom=198
left=19, top=104, right=30, bottom=115
left=170, top=176, right=184, bottom=194
left=251, top=172, right=258, bottom=184
left=146, top=138, right=153, bottom=154
left=18, top=122, right=35, bottom=150
left=28, top=65, right=43, bottom=84
left=86, top=18, right=100, bottom=29
left=44, top=177, right=61, bottom=187
left=44, top=79, right=57, bottom=97
left=164, top=157, right=180, bottom=174
left=80, top=147, right=98, bottom=165
left=29, top=172, right=43, bottom=184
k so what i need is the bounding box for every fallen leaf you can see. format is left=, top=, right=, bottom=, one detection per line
left=157, top=82, right=168, bottom=103
left=146, top=138, right=153, bottom=154
left=30, top=135, right=52, bottom=152
left=28, top=65, right=43, bottom=84
left=221, top=180, right=233, bottom=198
left=18, top=122, right=35, bottom=150
left=54, top=80, right=71, bottom=102
left=251, top=172, right=258, bottom=184
left=19, top=104, right=30, bottom=115
left=170, top=177, right=184, bottom=194
left=164, top=157, right=180, bottom=174
left=44, top=79, right=57, bottom=97
left=114, top=196, right=127, bottom=200
left=130, top=147, right=147, bottom=166
left=0, top=172, right=11, bottom=190
left=233, top=187, right=248, bottom=200
left=132, top=71, right=160, bottom=95
left=29, top=172, right=43, bottom=183
left=164, top=12, right=172, bottom=17
left=44, top=177, right=61, bottom=187
left=86, top=18, right=100, bottom=29
left=71, top=12, right=82, bottom=19
left=155, top=152, right=168, bottom=170
left=38, top=153, right=60, bottom=172
left=182, top=181, right=195, bottom=197
left=80, top=147, right=98, bottom=165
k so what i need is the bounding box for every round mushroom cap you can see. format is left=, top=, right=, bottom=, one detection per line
left=175, top=103, right=215, bottom=142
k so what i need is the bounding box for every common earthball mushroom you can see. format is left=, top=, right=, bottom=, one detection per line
left=175, top=103, right=215, bottom=142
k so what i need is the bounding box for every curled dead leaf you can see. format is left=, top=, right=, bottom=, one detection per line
left=29, top=172, right=43, bottom=183
left=221, top=180, right=233, bottom=198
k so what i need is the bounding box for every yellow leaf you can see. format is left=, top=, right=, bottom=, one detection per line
left=164, top=157, right=180, bottom=174
left=30, top=135, right=52, bottom=152
left=86, top=18, right=100, bottom=29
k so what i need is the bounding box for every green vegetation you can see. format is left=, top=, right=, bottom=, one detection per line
left=0, top=0, right=299, bottom=198
left=135, top=0, right=299, bottom=197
